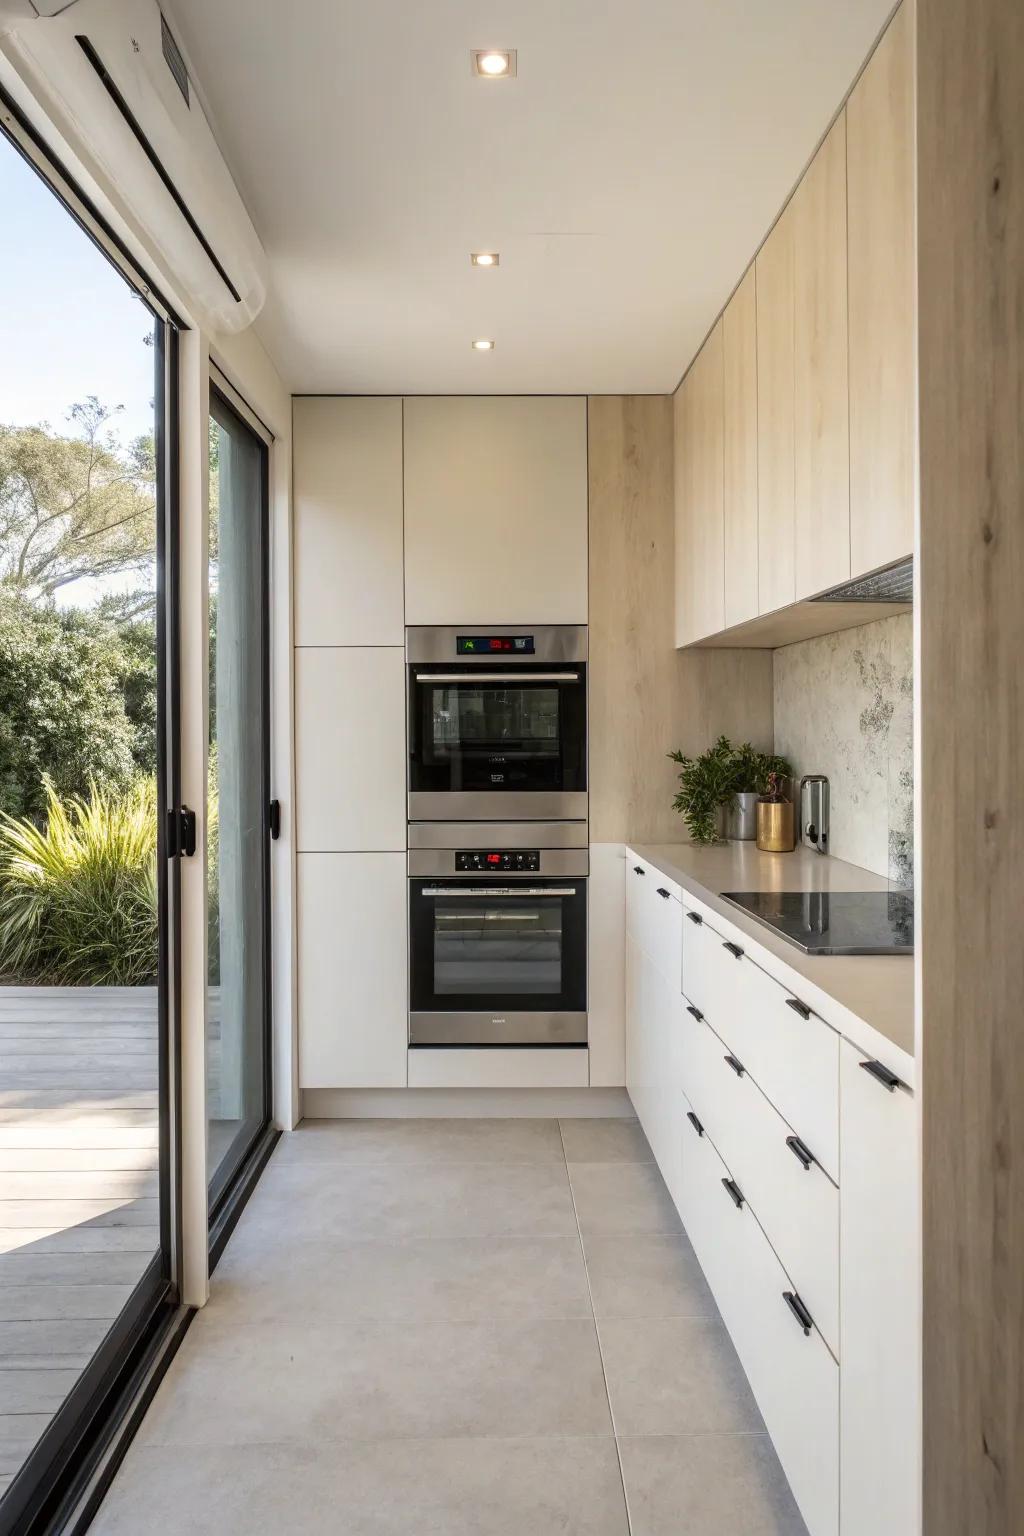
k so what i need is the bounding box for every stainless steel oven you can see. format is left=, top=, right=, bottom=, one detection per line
left=408, top=824, right=588, bottom=1047
left=407, top=625, right=587, bottom=822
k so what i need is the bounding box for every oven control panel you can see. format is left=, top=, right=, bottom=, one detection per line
left=456, top=850, right=541, bottom=872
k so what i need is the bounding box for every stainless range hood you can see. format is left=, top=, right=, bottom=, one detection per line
left=811, top=556, right=914, bottom=605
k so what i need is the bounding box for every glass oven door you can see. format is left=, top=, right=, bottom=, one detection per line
left=409, top=878, right=587, bottom=1046
left=408, top=665, right=586, bottom=819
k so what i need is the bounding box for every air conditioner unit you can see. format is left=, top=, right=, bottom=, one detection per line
left=0, top=0, right=267, bottom=333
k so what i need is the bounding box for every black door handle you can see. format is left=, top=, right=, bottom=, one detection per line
left=785, top=997, right=811, bottom=1019
left=785, top=1134, right=815, bottom=1171
left=722, top=941, right=744, bottom=959
left=686, top=1110, right=705, bottom=1137
left=268, top=799, right=281, bottom=840
left=859, top=1058, right=904, bottom=1093
left=168, top=805, right=197, bottom=859
left=783, top=1291, right=814, bottom=1337
left=656, top=887, right=671, bottom=900
left=686, top=911, right=703, bottom=925
left=724, top=1054, right=746, bottom=1078
left=685, top=1004, right=704, bottom=1022
left=722, top=1177, right=745, bottom=1209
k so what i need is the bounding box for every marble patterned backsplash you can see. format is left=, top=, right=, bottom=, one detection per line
left=773, top=614, right=913, bottom=884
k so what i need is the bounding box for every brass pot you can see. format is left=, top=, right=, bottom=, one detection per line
left=756, top=800, right=795, bottom=852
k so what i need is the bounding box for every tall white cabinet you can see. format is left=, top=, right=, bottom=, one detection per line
left=293, top=397, right=408, bottom=1089
left=403, top=396, right=588, bottom=626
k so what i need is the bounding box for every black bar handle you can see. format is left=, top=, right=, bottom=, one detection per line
left=633, top=865, right=645, bottom=876
left=722, top=1177, right=745, bottom=1209
left=268, top=799, right=281, bottom=840
left=859, top=1058, right=904, bottom=1093
left=722, top=941, right=744, bottom=959
left=686, top=911, right=703, bottom=926
left=783, top=1290, right=814, bottom=1336
left=785, top=996, right=811, bottom=1019
left=786, top=1134, right=815, bottom=1171
left=686, top=1110, right=705, bottom=1138
left=656, top=887, right=671, bottom=900
left=685, top=1004, right=704, bottom=1022
left=724, top=1054, right=746, bottom=1078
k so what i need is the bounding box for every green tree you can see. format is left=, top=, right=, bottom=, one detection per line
left=0, top=398, right=155, bottom=601
left=0, top=589, right=138, bottom=820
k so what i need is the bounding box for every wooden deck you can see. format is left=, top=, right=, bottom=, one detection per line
left=0, top=988, right=159, bottom=1498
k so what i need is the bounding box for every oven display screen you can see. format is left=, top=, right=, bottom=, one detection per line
left=456, top=635, right=535, bottom=655
left=456, top=850, right=541, bottom=872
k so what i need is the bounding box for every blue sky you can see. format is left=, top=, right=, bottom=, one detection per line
left=0, top=131, right=156, bottom=445
left=1, top=131, right=158, bottom=607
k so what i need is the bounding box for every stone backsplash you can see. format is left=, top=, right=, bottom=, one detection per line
left=773, top=614, right=913, bottom=884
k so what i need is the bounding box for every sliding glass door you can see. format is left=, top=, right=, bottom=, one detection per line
left=206, top=386, right=271, bottom=1213
left=0, top=107, right=179, bottom=1528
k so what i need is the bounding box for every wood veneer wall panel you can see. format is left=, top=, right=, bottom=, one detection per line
left=918, top=0, right=1024, bottom=1530
left=588, top=395, right=774, bottom=844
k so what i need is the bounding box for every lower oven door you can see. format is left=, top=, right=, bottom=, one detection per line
left=409, top=879, right=587, bottom=1046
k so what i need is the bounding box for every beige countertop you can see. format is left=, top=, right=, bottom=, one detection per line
left=629, top=841, right=916, bottom=1079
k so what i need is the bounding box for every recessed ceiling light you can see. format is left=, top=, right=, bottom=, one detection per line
left=471, top=49, right=516, bottom=78
left=471, top=252, right=500, bottom=267
left=472, top=338, right=495, bottom=351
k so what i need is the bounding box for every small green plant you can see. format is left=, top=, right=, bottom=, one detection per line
left=669, top=735, right=736, bottom=844
left=0, top=777, right=158, bottom=986
left=668, top=737, right=792, bottom=843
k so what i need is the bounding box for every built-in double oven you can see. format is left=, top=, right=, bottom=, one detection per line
left=406, top=626, right=588, bottom=1050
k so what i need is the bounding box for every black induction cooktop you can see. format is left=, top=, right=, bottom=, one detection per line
left=719, top=889, right=914, bottom=956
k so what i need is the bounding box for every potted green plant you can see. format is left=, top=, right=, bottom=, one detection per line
left=668, top=737, right=792, bottom=845
left=668, top=735, right=737, bottom=844
left=725, top=742, right=792, bottom=841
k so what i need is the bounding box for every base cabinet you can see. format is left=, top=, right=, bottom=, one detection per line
left=839, top=1040, right=920, bottom=1536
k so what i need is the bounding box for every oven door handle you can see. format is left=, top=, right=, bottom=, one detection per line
left=414, top=672, right=581, bottom=684
left=420, top=887, right=578, bottom=898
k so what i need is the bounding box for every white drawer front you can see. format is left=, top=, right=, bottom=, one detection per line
left=680, top=1004, right=839, bottom=1357
left=626, top=858, right=683, bottom=988
left=682, top=908, right=839, bottom=1180
left=681, top=1085, right=839, bottom=1536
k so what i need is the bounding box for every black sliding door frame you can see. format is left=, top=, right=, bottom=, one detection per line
left=205, top=373, right=277, bottom=1261
left=0, top=89, right=190, bottom=1536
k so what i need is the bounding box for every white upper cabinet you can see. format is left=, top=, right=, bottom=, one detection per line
left=294, top=646, right=406, bottom=852
left=293, top=396, right=404, bottom=646
left=403, top=396, right=588, bottom=626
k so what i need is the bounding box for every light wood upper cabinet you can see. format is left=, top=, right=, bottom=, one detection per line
left=723, top=267, right=759, bottom=627
left=756, top=202, right=796, bottom=614
left=293, top=397, right=404, bottom=646
left=793, top=112, right=850, bottom=600
left=674, top=321, right=725, bottom=646
left=847, top=0, right=916, bottom=577
left=403, top=396, right=588, bottom=626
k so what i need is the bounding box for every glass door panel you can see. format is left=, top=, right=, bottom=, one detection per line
left=206, top=388, right=271, bottom=1211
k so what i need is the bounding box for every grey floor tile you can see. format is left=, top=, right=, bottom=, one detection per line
left=278, top=1117, right=566, bottom=1165
left=599, top=1317, right=763, bottom=1435
left=567, top=1162, right=682, bottom=1237
left=91, top=1438, right=630, bottom=1535
left=559, top=1117, right=653, bottom=1163
left=583, top=1233, right=716, bottom=1320
left=138, top=1317, right=613, bottom=1445
left=240, top=1159, right=579, bottom=1241
left=619, top=1434, right=809, bottom=1536
left=207, top=1234, right=593, bottom=1323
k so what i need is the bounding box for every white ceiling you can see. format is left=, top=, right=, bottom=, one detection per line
left=167, top=0, right=894, bottom=395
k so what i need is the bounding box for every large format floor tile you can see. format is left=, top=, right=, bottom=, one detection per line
left=567, top=1162, right=683, bottom=1237
left=91, top=1437, right=631, bottom=1536
left=138, top=1318, right=614, bottom=1445
left=558, top=1118, right=653, bottom=1164
left=206, top=1234, right=593, bottom=1323
left=599, top=1316, right=763, bottom=1436
left=582, top=1233, right=716, bottom=1320
left=243, top=1159, right=579, bottom=1241
left=274, top=1117, right=566, bottom=1165
left=619, top=1434, right=809, bottom=1536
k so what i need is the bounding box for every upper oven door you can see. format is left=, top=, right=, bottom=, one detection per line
left=408, top=661, right=587, bottom=820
